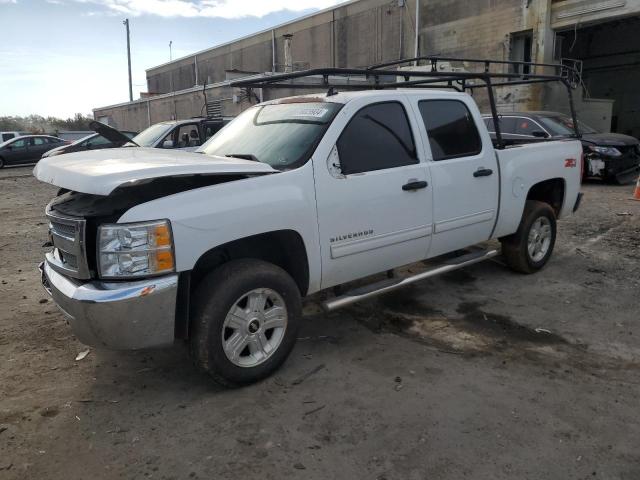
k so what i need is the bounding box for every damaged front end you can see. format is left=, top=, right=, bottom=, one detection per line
left=35, top=148, right=276, bottom=349
left=584, top=143, right=640, bottom=184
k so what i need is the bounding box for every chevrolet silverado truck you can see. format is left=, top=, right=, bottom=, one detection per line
left=36, top=88, right=583, bottom=386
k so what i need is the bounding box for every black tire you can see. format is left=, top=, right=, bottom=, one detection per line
left=190, top=259, right=302, bottom=387
left=0, top=157, right=4, bottom=169
left=500, top=200, right=557, bottom=274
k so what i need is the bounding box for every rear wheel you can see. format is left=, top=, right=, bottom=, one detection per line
left=0, top=157, right=4, bottom=168
left=190, top=259, right=301, bottom=387
left=501, top=200, right=557, bottom=274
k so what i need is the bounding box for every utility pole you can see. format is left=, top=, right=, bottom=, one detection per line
left=169, top=40, right=172, bottom=61
left=414, top=0, right=420, bottom=66
left=123, top=18, right=133, bottom=102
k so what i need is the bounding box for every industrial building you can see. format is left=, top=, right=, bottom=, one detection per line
left=93, top=0, right=640, bottom=138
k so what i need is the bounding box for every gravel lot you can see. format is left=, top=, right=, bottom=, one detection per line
left=1, top=165, right=639, bottom=479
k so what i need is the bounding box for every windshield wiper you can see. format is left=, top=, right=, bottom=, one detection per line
left=224, top=153, right=260, bottom=162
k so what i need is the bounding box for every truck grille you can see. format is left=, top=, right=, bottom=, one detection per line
left=50, top=220, right=76, bottom=238
left=45, top=205, right=91, bottom=279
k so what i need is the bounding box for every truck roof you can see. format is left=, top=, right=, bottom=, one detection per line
left=264, top=89, right=470, bottom=106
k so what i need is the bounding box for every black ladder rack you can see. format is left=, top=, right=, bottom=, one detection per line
left=230, top=56, right=582, bottom=149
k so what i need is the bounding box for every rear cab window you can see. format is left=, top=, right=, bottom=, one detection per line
left=418, top=100, right=482, bottom=161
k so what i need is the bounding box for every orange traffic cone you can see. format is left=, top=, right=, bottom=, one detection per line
left=633, top=174, right=640, bottom=201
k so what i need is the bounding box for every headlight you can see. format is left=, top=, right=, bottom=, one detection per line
left=98, top=220, right=175, bottom=279
left=588, top=145, right=622, bottom=157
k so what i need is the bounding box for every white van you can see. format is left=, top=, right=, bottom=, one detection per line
left=1, top=131, right=28, bottom=143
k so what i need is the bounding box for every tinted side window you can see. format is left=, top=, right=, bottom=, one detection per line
left=337, top=102, right=417, bottom=175
left=204, top=123, right=224, bottom=140
left=32, top=138, right=45, bottom=145
left=515, top=118, right=540, bottom=135
left=176, top=124, right=200, bottom=148
left=498, top=117, right=517, bottom=134
left=418, top=100, right=482, bottom=161
left=484, top=117, right=495, bottom=132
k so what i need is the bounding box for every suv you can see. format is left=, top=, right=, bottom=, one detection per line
left=482, top=112, right=640, bottom=183
left=93, top=118, right=233, bottom=152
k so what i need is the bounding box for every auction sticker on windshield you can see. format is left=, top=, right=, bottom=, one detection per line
left=257, top=103, right=339, bottom=124
left=290, top=107, right=330, bottom=119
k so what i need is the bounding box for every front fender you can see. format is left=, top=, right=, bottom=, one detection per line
left=118, top=161, right=322, bottom=293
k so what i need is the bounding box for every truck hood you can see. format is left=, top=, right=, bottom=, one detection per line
left=34, top=147, right=277, bottom=196
left=581, top=133, right=639, bottom=147
left=89, top=120, right=138, bottom=146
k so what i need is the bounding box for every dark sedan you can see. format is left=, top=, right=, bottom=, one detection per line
left=483, top=112, right=640, bottom=183
left=42, top=130, right=137, bottom=158
left=0, top=135, right=68, bottom=168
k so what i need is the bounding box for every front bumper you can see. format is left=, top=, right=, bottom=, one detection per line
left=39, top=260, right=178, bottom=350
left=586, top=152, right=640, bottom=182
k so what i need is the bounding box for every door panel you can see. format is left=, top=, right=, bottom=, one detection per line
left=411, top=97, right=499, bottom=257
left=5, top=138, right=29, bottom=164
left=29, top=137, right=48, bottom=160
left=313, top=96, right=433, bottom=289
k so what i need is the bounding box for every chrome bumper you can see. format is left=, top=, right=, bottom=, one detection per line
left=39, top=260, right=178, bottom=350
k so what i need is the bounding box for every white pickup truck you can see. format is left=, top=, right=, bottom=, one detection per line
left=36, top=88, right=583, bottom=386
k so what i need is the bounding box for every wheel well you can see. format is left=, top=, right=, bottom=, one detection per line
left=175, top=230, right=310, bottom=340
left=526, top=178, right=565, bottom=216
left=191, top=230, right=309, bottom=296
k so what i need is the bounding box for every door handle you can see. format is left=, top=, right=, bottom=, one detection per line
left=402, top=180, right=428, bottom=191
left=473, top=168, right=493, bottom=177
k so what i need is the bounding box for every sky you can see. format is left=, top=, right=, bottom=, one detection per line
left=0, top=0, right=345, bottom=118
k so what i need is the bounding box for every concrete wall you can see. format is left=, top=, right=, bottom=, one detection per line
left=145, top=0, right=405, bottom=94
left=94, top=0, right=640, bottom=131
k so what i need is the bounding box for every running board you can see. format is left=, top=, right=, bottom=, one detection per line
left=321, top=248, right=500, bottom=312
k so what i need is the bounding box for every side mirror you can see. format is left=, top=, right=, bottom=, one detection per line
left=531, top=130, right=548, bottom=138
left=162, top=140, right=174, bottom=148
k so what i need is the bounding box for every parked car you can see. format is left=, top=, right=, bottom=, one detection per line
left=482, top=112, right=640, bottom=183
left=36, top=88, right=583, bottom=386
left=92, top=117, right=232, bottom=152
left=1, top=131, right=29, bottom=143
left=0, top=135, right=68, bottom=168
left=42, top=131, right=138, bottom=158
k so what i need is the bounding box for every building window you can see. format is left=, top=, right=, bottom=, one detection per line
left=509, top=30, right=533, bottom=75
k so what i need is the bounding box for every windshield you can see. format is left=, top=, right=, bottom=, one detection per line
left=71, top=133, right=98, bottom=146
left=199, top=102, right=342, bottom=170
left=538, top=114, right=597, bottom=136
left=131, top=123, right=173, bottom=147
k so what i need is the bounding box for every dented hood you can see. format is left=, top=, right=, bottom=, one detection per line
left=33, top=147, right=276, bottom=196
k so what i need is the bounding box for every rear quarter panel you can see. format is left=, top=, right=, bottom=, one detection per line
left=493, top=140, right=582, bottom=238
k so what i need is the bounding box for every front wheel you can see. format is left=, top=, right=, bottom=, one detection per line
left=501, top=200, right=557, bottom=274
left=190, top=259, right=302, bottom=387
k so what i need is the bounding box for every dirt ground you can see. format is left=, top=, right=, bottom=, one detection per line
left=1, top=165, right=639, bottom=480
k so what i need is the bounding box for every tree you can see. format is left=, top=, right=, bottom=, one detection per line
left=0, top=114, right=94, bottom=134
